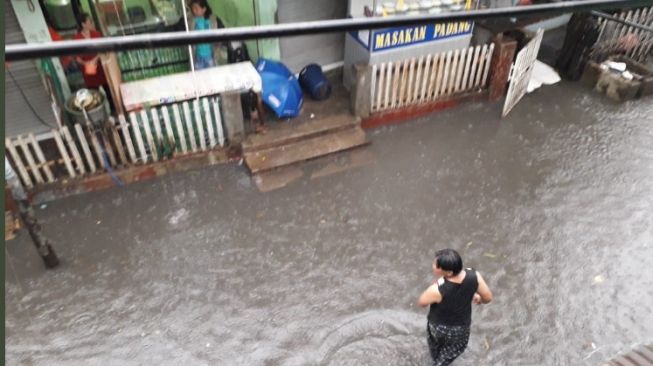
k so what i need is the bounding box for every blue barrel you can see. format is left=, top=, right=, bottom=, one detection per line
left=299, top=64, right=332, bottom=101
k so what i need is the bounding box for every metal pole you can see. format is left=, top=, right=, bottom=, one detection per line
left=4, top=158, right=60, bottom=269
left=591, top=10, right=653, bottom=33
left=5, top=0, right=650, bottom=61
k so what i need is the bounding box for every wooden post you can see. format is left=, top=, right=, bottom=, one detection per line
left=489, top=34, right=518, bottom=102
left=351, top=63, right=373, bottom=119
left=221, top=93, right=245, bottom=144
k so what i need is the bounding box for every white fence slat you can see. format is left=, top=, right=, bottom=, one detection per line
left=420, top=54, right=432, bottom=102
left=151, top=108, right=164, bottom=154
left=61, top=125, right=86, bottom=174
left=74, top=124, right=97, bottom=173
left=5, top=138, right=33, bottom=188
left=28, top=133, right=54, bottom=183
left=392, top=61, right=402, bottom=108
left=481, top=43, right=495, bottom=88
left=453, top=49, right=465, bottom=92
left=101, top=134, right=117, bottom=167
left=130, top=112, right=148, bottom=163
left=183, top=102, right=198, bottom=152
left=468, top=45, right=482, bottom=90
left=428, top=54, right=440, bottom=100
left=212, top=97, right=225, bottom=147
left=172, top=104, right=188, bottom=153
left=370, top=64, right=377, bottom=112
left=384, top=62, right=392, bottom=109
left=140, top=110, right=158, bottom=161
left=17, top=135, right=44, bottom=184
left=111, top=125, right=127, bottom=165
left=119, top=114, right=138, bottom=163
left=413, top=56, right=424, bottom=102
left=203, top=98, right=216, bottom=148
left=407, top=58, right=417, bottom=104
left=376, top=63, right=385, bottom=112
left=440, top=51, right=453, bottom=97
left=434, top=53, right=445, bottom=100
left=53, top=130, right=76, bottom=178
left=448, top=49, right=460, bottom=96
left=461, top=46, right=474, bottom=93
left=398, top=60, right=408, bottom=107
left=475, top=44, right=489, bottom=87
left=161, top=106, right=176, bottom=154
left=193, top=99, right=207, bottom=151
left=90, top=132, right=107, bottom=169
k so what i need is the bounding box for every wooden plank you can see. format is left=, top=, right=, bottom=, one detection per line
left=17, top=135, right=44, bottom=184
left=53, top=130, right=76, bottom=178
left=440, top=51, right=453, bottom=97
left=74, top=124, right=96, bottom=173
left=61, top=125, right=86, bottom=174
left=183, top=101, right=198, bottom=152
left=202, top=98, right=216, bottom=148
left=130, top=112, right=148, bottom=163
left=481, top=43, right=495, bottom=88
left=193, top=99, right=207, bottom=151
left=28, top=133, right=54, bottom=183
left=427, top=54, right=439, bottom=100
left=407, top=58, right=417, bottom=104
left=172, top=104, right=188, bottom=153
left=475, top=44, right=489, bottom=88
left=376, top=63, right=385, bottom=112
left=420, top=54, right=432, bottom=102
left=5, top=138, right=33, bottom=188
left=212, top=97, right=225, bottom=147
left=434, top=53, right=445, bottom=100
left=101, top=134, right=117, bottom=167
left=118, top=114, right=137, bottom=163
left=384, top=61, right=392, bottom=110
left=140, top=109, right=158, bottom=161
left=244, top=127, right=368, bottom=173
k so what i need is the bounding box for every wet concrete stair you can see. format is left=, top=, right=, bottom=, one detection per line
left=242, top=114, right=368, bottom=174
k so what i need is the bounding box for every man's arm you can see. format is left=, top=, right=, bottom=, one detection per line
left=417, top=281, right=443, bottom=308
left=476, top=272, right=493, bottom=304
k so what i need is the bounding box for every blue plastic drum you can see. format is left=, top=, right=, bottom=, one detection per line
left=299, top=64, right=332, bottom=101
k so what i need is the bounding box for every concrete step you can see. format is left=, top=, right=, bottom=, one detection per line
left=244, top=126, right=368, bottom=174
left=241, top=113, right=360, bottom=153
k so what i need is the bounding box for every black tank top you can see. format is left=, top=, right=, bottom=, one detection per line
left=428, top=268, right=479, bottom=326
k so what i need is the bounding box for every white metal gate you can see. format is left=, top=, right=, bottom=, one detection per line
left=502, top=29, right=544, bottom=117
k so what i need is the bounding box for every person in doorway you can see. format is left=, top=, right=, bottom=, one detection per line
left=189, top=0, right=224, bottom=69
left=74, top=13, right=109, bottom=92
left=417, top=249, right=492, bottom=366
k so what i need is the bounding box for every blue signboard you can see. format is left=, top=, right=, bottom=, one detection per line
left=371, top=21, right=474, bottom=52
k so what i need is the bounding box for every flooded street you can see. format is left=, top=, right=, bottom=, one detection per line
left=5, top=82, right=653, bottom=365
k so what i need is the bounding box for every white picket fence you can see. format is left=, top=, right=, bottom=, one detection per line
left=6, top=96, right=226, bottom=189
left=592, top=6, right=653, bottom=63
left=371, top=43, right=495, bottom=113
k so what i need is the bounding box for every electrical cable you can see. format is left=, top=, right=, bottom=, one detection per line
left=6, top=67, right=59, bottom=129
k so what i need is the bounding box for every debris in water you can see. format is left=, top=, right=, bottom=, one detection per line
left=256, top=211, right=265, bottom=219
left=96, top=220, right=101, bottom=225
left=310, top=113, right=315, bottom=119
left=40, top=204, right=47, bottom=210
left=593, top=275, right=605, bottom=284
left=484, top=338, right=490, bottom=350
left=206, top=343, right=211, bottom=347
left=591, top=342, right=597, bottom=350
left=466, top=241, right=473, bottom=248
left=483, top=252, right=497, bottom=259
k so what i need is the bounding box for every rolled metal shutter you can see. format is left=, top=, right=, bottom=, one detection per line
left=277, top=0, right=347, bottom=73
left=4, top=4, right=57, bottom=138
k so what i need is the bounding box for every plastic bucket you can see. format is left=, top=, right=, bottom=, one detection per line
left=299, top=64, right=331, bottom=101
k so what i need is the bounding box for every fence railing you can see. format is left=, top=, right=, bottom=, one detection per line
left=591, top=6, right=653, bottom=63
left=6, top=96, right=227, bottom=189
left=370, top=43, right=495, bottom=113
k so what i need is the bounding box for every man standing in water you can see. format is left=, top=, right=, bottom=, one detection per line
left=418, top=249, right=492, bottom=366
